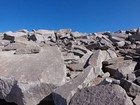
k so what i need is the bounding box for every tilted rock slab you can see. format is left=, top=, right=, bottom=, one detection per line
left=70, top=84, right=133, bottom=105
left=104, top=60, right=137, bottom=79
left=88, top=50, right=117, bottom=76
left=52, top=66, right=97, bottom=105
left=0, top=46, right=66, bottom=105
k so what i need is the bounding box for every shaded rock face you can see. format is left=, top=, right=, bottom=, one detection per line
left=1, top=28, right=140, bottom=105
left=70, top=84, right=133, bottom=105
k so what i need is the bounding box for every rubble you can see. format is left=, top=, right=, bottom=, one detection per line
left=0, top=28, right=140, bottom=105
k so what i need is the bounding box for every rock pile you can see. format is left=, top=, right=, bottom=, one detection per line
left=0, top=28, right=140, bottom=105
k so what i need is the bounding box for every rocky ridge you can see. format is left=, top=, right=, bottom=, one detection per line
left=0, top=28, right=140, bottom=105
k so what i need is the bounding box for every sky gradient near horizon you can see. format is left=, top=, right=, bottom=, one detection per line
left=0, top=0, right=140, bottom=33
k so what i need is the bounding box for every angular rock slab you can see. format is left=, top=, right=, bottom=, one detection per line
left=70, top=84, right=133, bottom=105
left=104, top=60, right=137, bottom=79
left=88, top=50, right=117, bottom=76
left=52, top=66, right=97, bottom=105
left=0, top=46, right=66, bottom=105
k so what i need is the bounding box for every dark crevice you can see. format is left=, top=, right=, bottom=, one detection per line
left=0, top=99, right=17, bottom=105
left=38, top=94, right=55, bottom=105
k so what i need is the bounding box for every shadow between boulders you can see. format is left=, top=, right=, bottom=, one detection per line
left=0, top=99, right=17, bottom=105
left=38, top=94, right=55, bottom=105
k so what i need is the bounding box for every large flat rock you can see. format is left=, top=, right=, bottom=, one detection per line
left=0, top=46, right=66, bottom=105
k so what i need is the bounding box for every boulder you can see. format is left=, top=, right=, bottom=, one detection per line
left=115, top=41, right=125, bottom=47
left=15, top=44, right=40, bottom=54
left=104, top=60, right=137, bottom=79
left=98, top=37, right=114, bottom=50
left=3, top=32, right=15, bottom=42
left=63, top=53, right=80, bottom=62
left=111, top=33, right=128, bottom=39
left=136, top=28, right=140, bottom=35
left=102, top=57, right=124, bottom=65
left=85, top=43, right=100, bottom=51
left=29, top=34, right=45, bottom=43
left=127, top=73, right=136, bottom=82
left=52, top=66, right=98, bottom=105
left=88, top=50, right=117, bottom=67
left=35, top=29, right=55, bottom=35
left=3, top=31, right=28, bottom=42
left=110, top=36, right=125, bottom=43
left=29, top=30, right=56, bottom=43
left=0, top=40, right=10, bottom=46
left=0, top=46, right=66, bottom=105
left=58, top=29, right=72, bottom=35
left=129, top=28, right=140, bottom=41
left=70, top=84, right=133, bottom=105
left=71, top=32, right=84, bottom=38
left=88, top=50, right=117, bottom=76
left=72, top=45, right=93, bottom=64
left=2, top=43, right=26, bottom=51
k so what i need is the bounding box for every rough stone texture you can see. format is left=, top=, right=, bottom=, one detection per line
left=29, top=30, right=56, bottom=43
left=2, top=43, right=26, bottom=51
left=70, top=84, right=133, bottom=105
left=133, top=95, right=140, bottom=105
left=104, top=60, right=137, bottom=79
left=3, top=32, right=15, bottom=42
left=52, top=66, right=98, bottom=105
left=88, top=50, right=117, bottom=76
left=0, top=40, right=10, bottom=46
left=3, top=31, right=28, bottom=42
left=127, top=73, right=136, bottom=81
left=136, top=76, right=140, bottom=86
left=15, top=44, right=40, bottom=54
left=1, top=28, right=140, bottom=105
left=102, top=57, right=124, bottom=65
left=129, top=28, right=140, bottom=41
left=0, top=46, right=66, bottom=105
left=66, top=63, right=85, bottom=71
left=121, top=79, right=140, bottom=97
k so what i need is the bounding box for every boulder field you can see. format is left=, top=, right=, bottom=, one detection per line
left=0, top=28, right=140, bottom=105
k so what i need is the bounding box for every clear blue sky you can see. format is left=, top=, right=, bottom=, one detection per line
left=0, top=0, right=140, bottom=33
